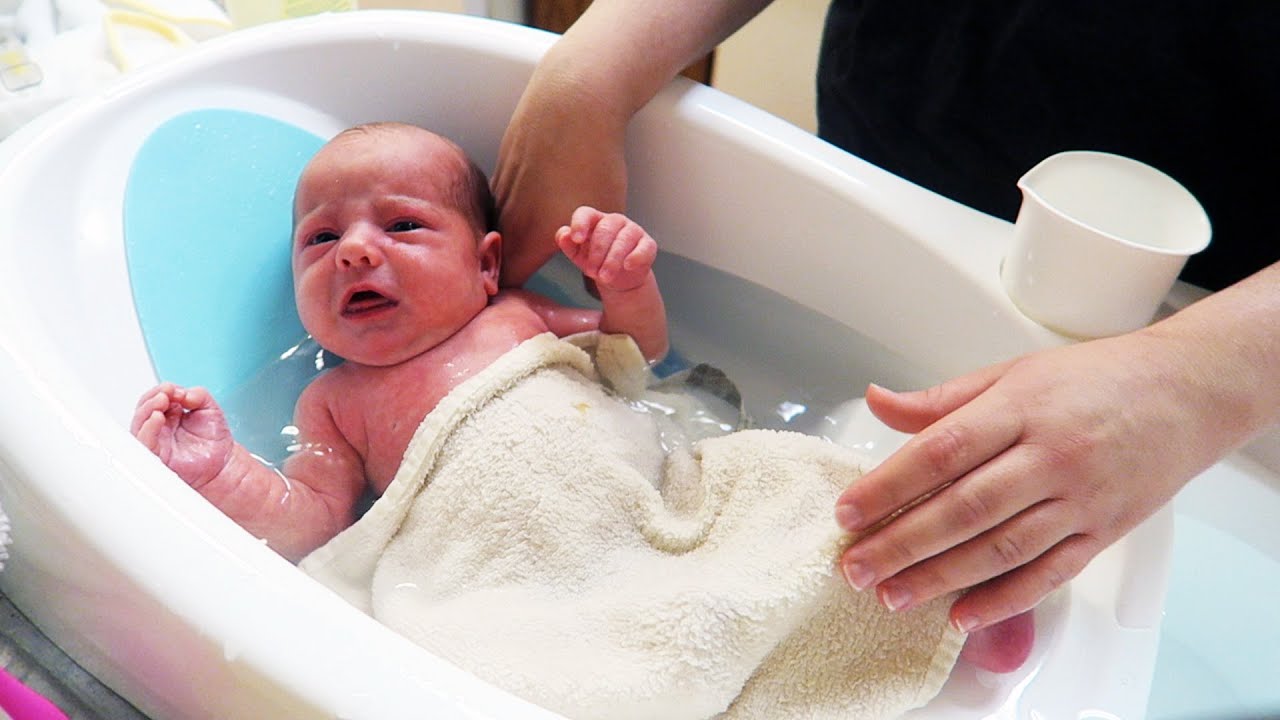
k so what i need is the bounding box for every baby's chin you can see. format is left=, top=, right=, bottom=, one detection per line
left=325, top=348, right=415, bottom=369
left=327, top=337, right=449, bottom=370
left=299, top=326, right=401, bottom=369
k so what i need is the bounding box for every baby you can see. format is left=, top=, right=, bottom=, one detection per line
left=131, top=121, right=669, bottom=562
left=131, top=121, right=1030, bottom=691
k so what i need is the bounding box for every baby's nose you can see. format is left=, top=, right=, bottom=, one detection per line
left=336, top=224, right=384, bottom=267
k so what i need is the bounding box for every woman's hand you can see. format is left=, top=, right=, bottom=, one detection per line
left=835, top=321, right=1263, bottom=632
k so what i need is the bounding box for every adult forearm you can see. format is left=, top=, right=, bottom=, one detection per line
left=1142, top=260, right=1280, bottom=454
left=831, top=261, right=1280, bottom=631
left=543, top=0, right=775, bottom=120
left=496, top=1, right=774, bottom=286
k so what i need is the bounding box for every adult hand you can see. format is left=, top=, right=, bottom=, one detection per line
left=835, top=325, right=1254, bottom=632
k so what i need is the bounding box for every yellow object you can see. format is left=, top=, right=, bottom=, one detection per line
left=0, top=37, right=43, bottom=92
left=105, top=0, right=234, bottom=41
left=223, top=0, right=358, bottom=28
left=103, top=9, right=195, bottom=72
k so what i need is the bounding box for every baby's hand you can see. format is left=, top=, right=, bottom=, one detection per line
left=555, top=206, right=658, bottom=293
left=131, top=383, right=235, bottom=490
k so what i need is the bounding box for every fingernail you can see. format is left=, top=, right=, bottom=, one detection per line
left=834, top=503, right=861, bottom=531
left=841, top=560, right=874, bottom=591
left=952, top=615, right=981, bottom=633
left=879, top=585, right=912, bottom=612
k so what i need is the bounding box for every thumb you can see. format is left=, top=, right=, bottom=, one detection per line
left=866, top=358, right=1015, bottom=433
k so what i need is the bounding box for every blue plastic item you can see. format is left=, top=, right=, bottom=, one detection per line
left=124, top=109, right=327, bottom=459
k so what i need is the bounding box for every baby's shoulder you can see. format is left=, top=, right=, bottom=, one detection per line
left=489, top=287, right=553, bottom=311
left=292, top=366, right=370, bottom=445
left=480, top=289, right=559, bottom=329
left=295, top=364, right=360, bottom=415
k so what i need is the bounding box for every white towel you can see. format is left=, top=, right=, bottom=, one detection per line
left=300, top=332, right=963, bottom=720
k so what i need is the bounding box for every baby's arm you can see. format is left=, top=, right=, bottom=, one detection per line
left=555, top=206, right=668, bottom=362
left=131, top=382, right=365, bottom=562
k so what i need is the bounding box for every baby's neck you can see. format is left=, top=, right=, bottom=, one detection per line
left=326, top=299, right=554, bottom=490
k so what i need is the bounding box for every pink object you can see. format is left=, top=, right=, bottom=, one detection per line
left=0, top=667, right=70, bottom=720
left=959, top=610, right=1037, bottom=674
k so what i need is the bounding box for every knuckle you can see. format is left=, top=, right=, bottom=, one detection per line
left=882, top=534, right=919, bottom=569
left=990, top=532, right=1028, bottom=569
left=904, top=563, right=949, bottom=598
left=952, top=484, right=994, bottom=529
left=1035, top=430, right=1097, bottom=474
left=919, top=424, right=970, bottom=478
left=1040, top=537, right=1095, bottom=592
left=1037, top=562, right=1074, bottom=597
left=921, top=382, right=951, bottom=414
left=598, top=213, right=626, bottom=234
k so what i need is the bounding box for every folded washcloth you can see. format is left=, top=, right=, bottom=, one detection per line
left=300, top=332, right=963, bottom=720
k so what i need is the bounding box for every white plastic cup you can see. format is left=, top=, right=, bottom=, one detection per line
left=1001, top=151, right=1211, bottom=338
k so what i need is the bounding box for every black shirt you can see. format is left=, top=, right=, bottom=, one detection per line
left=816, top=0, right=1279, bottom=291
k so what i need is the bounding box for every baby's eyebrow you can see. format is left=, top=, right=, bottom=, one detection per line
left=291, top=206, right=332, bottom=246
left=293, top=208, right=319, bottom=231
left=293, top=194, right=326, bottom=222
left=377, top=194, right=439, bottom=213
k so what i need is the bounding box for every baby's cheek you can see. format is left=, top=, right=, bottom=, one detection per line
left=294, top=293, right=328, bottom=339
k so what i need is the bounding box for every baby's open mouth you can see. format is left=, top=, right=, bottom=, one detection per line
left=343, top=289, right=398, bottom=316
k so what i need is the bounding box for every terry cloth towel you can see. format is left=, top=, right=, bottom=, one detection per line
left=300, top=332, right=963, bottom=720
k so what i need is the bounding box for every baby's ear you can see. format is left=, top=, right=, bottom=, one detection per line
left=478, top=231, right=502, bottom=295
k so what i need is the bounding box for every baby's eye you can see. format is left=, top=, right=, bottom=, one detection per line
left=388, top=220, right=423, bottom=233
left=308, top=231, right=340, bottom=246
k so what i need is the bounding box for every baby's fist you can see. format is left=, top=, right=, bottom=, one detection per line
left=555, top=206, right=657, bottom=292
left=131, top=383, right=234, bottom=489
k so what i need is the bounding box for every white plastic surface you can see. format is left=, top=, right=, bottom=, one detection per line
left=0, top=11, right=1196, bottom=720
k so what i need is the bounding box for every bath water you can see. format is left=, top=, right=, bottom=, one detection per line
left=219, top=251, right=938, bottom=467
left=215, top=250, right=1068, bottom=715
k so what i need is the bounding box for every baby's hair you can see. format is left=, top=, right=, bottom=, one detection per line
left=335, top=122, right=498, bottom=236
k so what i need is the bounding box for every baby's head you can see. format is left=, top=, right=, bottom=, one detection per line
left=298, top=121, right=497, bottom=234
left=291, top=122, right=503, bottom=367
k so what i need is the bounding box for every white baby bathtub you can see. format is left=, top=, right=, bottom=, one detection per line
left=0, top=10, right=1260, bottom=719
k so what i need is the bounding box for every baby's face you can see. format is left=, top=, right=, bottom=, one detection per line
left=291, top=127, right=499, bottom=367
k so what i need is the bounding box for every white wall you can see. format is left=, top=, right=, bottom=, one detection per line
left=711, top=0, right=826, bottom=134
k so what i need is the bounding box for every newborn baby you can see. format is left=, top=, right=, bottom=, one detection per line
left=131, top=121, right=668, bottom=561
left=133, top=121, right=1031, bottom=719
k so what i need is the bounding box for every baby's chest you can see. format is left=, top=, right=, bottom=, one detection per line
left=347, top=380, right=451, bottom=493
